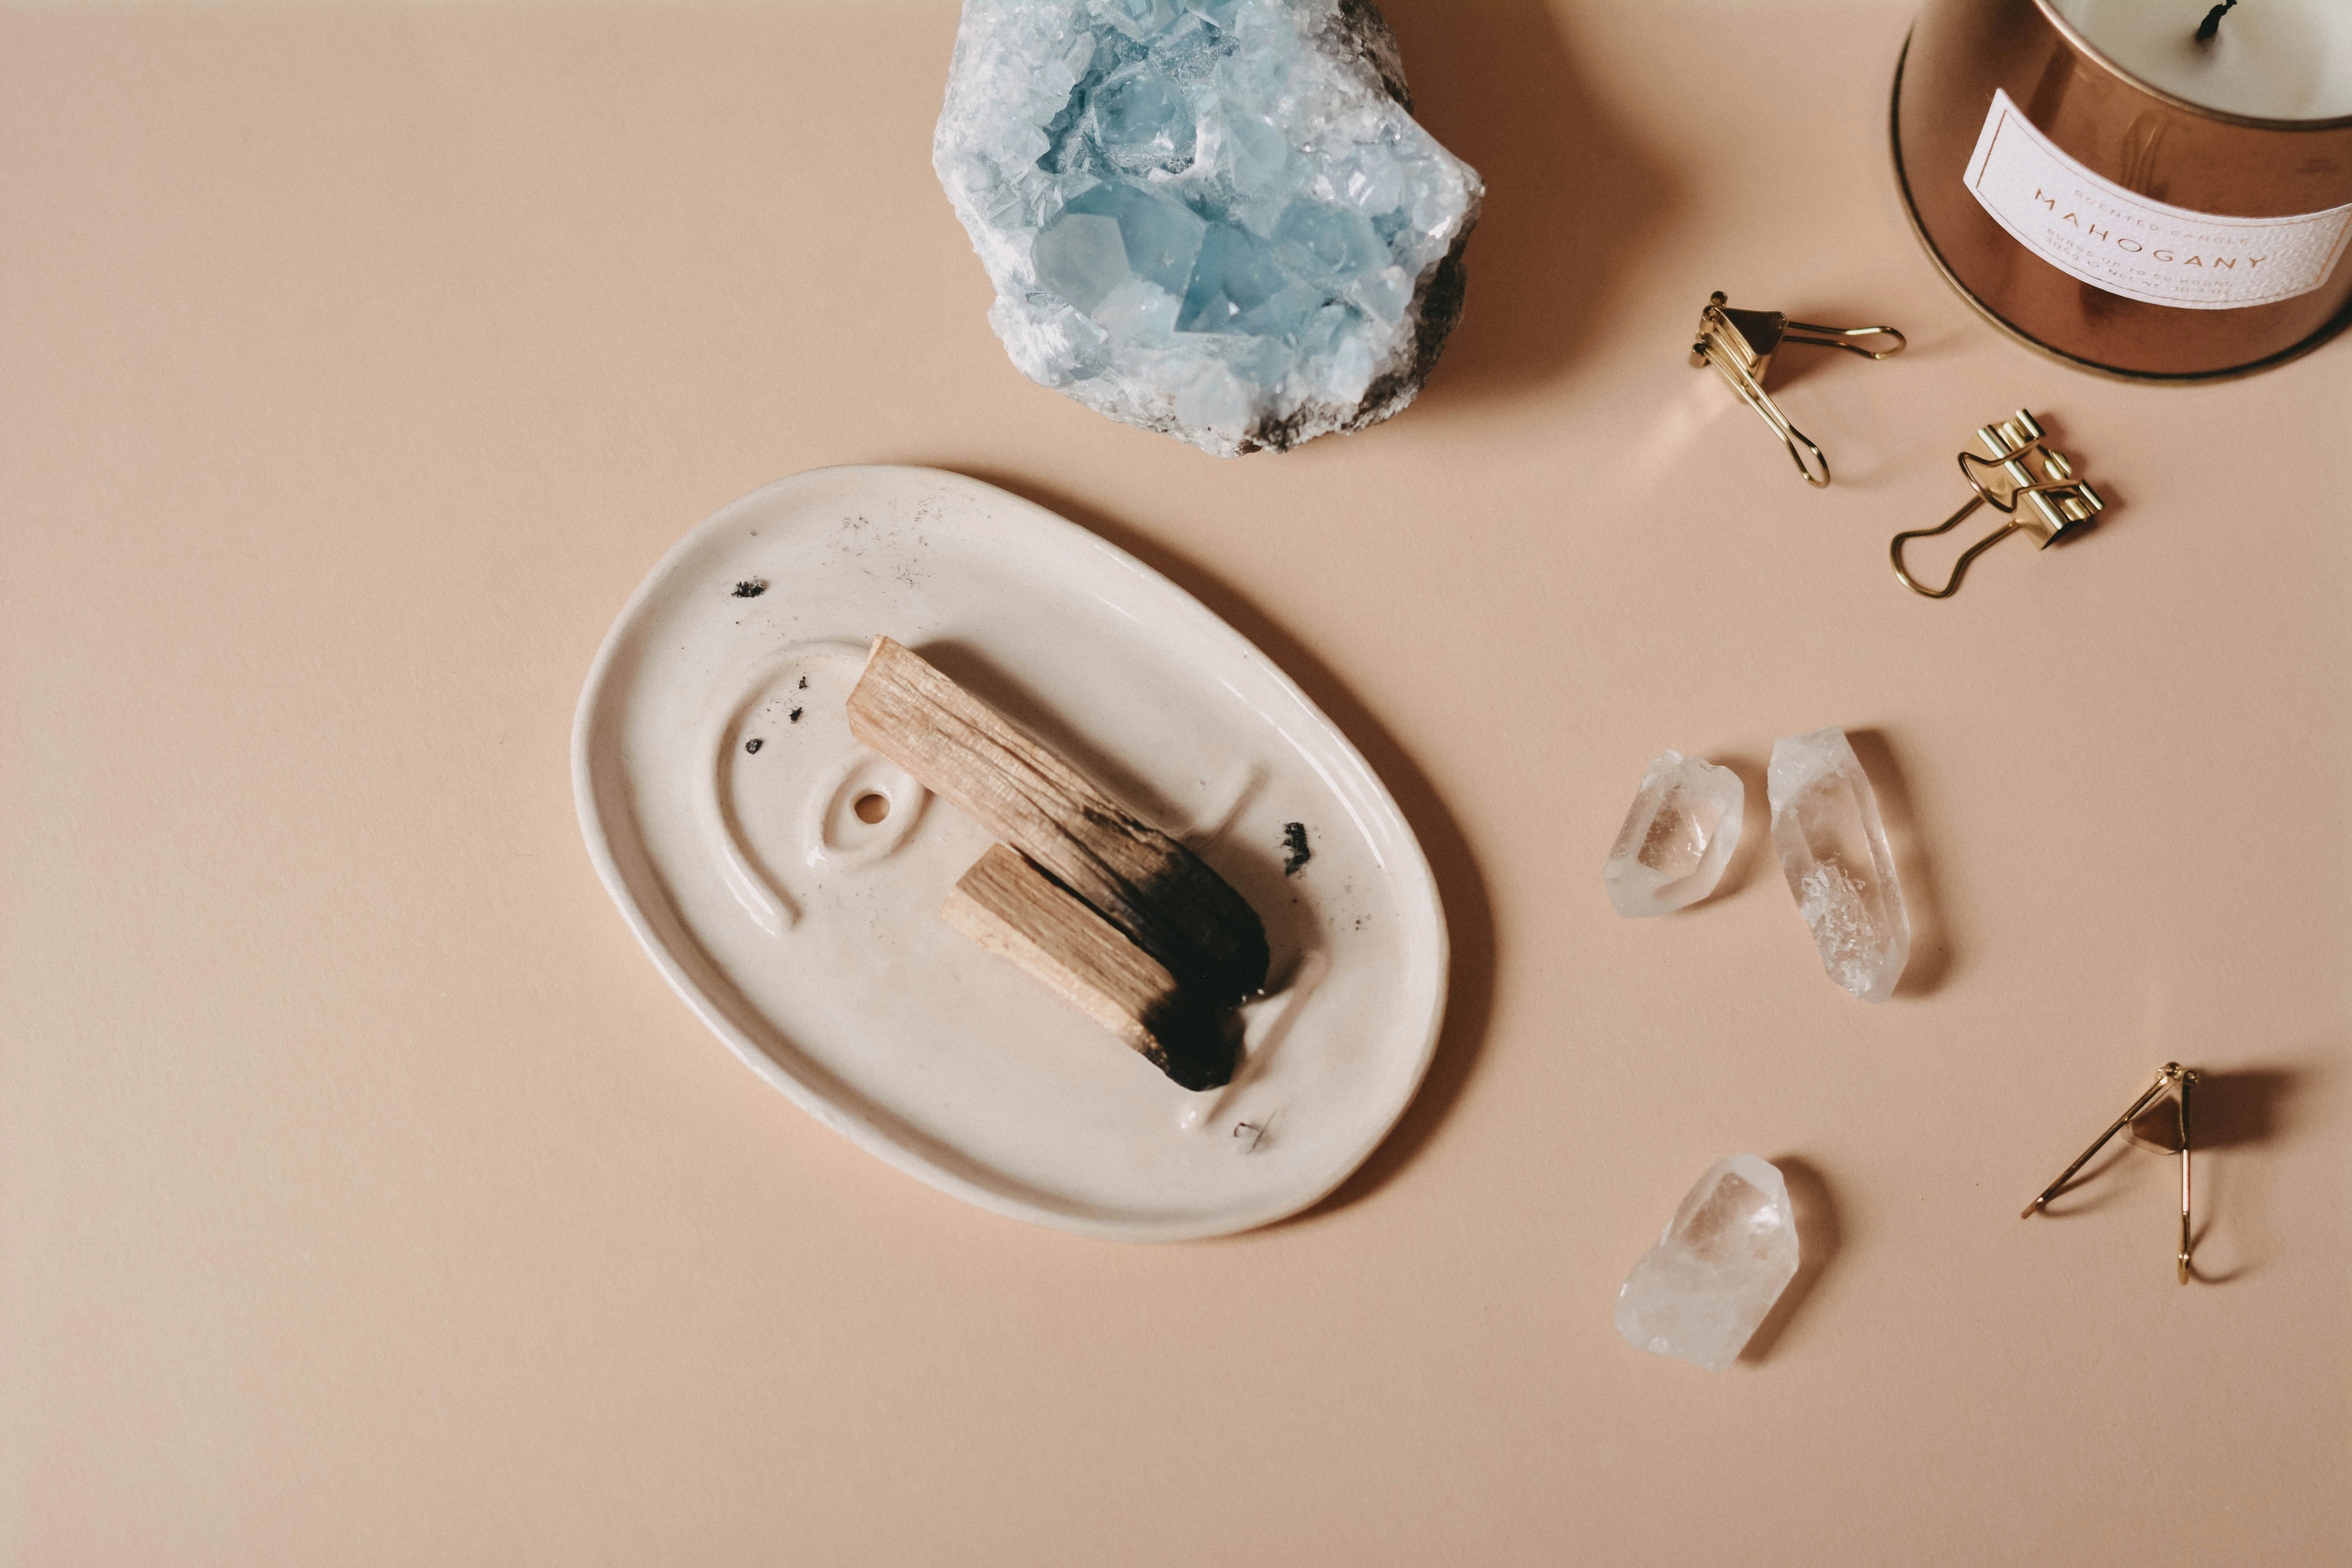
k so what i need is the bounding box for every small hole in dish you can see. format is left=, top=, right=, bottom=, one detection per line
left=854, top=792, right=890, bottom=825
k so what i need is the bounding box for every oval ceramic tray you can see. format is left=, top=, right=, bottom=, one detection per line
left=572, top=467, right=1447, bottom=1240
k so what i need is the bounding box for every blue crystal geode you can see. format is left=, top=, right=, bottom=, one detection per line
left=934, top=0, right=1483, bottom=456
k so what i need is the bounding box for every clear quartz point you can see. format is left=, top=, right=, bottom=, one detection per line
left=1767, top=727, right=1911, bottom=1003
left=1615, top=1155, right=1799, bottom=1372
left=933, top=0, right=1483, bottom=456
left=1602, top=750, right=1744, bottom=917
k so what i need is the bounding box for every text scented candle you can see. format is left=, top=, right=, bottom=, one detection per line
left=1894, top=0, right=2352, bottom=379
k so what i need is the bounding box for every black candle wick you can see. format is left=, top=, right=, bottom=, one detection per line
left=2195, top=0, right=2237, bottom=44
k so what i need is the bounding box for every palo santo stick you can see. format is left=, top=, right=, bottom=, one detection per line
left=944, top=844, right=1234, bottom=1091
left=848, top=636, right=1269, bottom=1005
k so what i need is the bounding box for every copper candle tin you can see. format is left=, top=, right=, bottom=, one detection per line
left=1893, top=0, right=2352, bottom=381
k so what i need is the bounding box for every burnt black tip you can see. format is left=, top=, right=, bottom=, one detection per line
left=1225, top=929, right=1272, bottom=1004
left=1145, top=995, right=1238, bottom=1092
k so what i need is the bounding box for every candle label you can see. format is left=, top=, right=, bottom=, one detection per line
left=1964, top=89, right=2352, bottom=310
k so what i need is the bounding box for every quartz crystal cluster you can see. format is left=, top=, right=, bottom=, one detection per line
left=1615, top=1155, right=1799, bottom=1372
left=1602, top=751, right=1745, bottom=918
left=933, top=0, right=1483, bottom=456
left=1768, top=728, right=1911, bottom=1003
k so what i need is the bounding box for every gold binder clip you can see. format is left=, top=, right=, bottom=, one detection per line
left=1891, top=409, right=2103, bottom=598
left=2022, top=1062, right=2199, bottom=1284
left=1690, top=291, right=1906, bottom=487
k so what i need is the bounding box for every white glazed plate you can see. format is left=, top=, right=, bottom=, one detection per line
left=572, top=467, right=1448, bottom=1240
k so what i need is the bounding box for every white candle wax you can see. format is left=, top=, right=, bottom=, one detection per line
left=2051, top=0, right=2352, bottom=120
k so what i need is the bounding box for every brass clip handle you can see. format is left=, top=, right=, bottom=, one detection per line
left=1891, top=495, right=2016, bottom=599
left=1691, top=294, right=1904, bottom=488
left=1779, top=321, right=1907, bottom=360
left=1691, top=323, right=1833, bottom=487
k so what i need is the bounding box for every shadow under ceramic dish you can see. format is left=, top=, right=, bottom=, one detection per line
left=943, top=468, right=1498, bottom=1226
left=1740, top=1155, right=1842, bottom=1365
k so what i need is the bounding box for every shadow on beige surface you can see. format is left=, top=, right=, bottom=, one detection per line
left=1846, top=727, right=1955, bottom=998
left=954, top=467, right=1499, bottom=1222
left=1742, top=1154, right=1842, bottom=1365
left=1381, top=0, right=1680, bottom=402
left=2156, top=1066, right=2305, bottom=1286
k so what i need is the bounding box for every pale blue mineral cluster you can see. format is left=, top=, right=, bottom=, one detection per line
left=934, top=0, right=1483, bottom=456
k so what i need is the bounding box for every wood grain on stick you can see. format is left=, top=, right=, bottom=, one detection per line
left=942, top=845, right=1233, bottom=1091
left=847, top=636, right=1270, bottom=1005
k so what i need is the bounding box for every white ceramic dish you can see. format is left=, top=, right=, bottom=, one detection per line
left=572, top=467, right=1447, bottom=1240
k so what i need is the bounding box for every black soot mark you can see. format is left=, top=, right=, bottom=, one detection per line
left=797, top=675, right=808, bottom=689
left=732, top=579, right=767, bottom=598
left=789, top=707, right=804, bottom=723
left=1281, top=822, right=1311, bottom=876
left=744, top=738, right=763, bottom=754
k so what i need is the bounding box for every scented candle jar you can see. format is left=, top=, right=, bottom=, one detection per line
left=1893, top=0, right=2352, bottom=379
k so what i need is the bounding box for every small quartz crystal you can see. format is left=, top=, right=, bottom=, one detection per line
left=1768, top=727, right=1910, bottom=1003
left=1615, top=1155, right=1798, bottom=1372
left=1602, top=750, right=1744, bottom=917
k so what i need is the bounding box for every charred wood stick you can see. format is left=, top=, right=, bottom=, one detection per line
left=942, top=845, right=1234, bottom=1091
left=847, top=636, right=1269, bottom=1006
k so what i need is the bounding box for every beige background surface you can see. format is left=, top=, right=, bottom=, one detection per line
left=4, top=2, right=2347, bottom=1562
